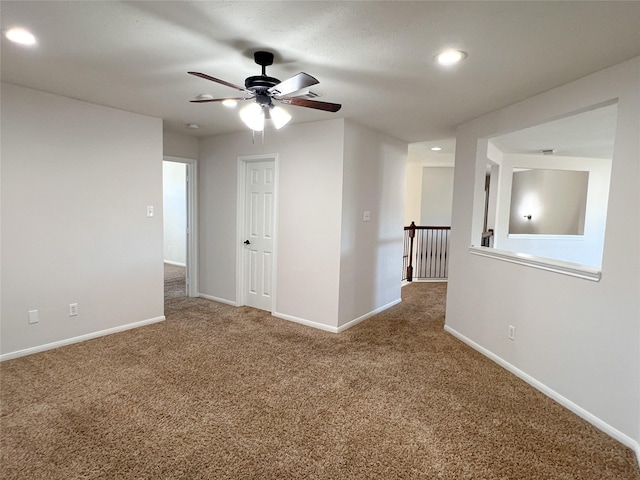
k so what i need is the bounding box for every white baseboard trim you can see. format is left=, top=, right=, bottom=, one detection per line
left=197, top=293, right=237, bottom=307
left=0, top=316, right=166, bottom=362
left=163, top=260, right=186, bottom=267
left=273, top=298, right=402, bottom=334
left=444, top=324, right=640, bottom=466
left=337, top=298, right=402, bottom=333
left=272, top=312, right=338, bottom=333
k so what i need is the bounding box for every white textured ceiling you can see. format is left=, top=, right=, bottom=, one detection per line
left=2, top=1, right=639, bottom=154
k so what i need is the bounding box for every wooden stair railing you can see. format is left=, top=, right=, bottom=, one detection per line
left=403, top=223, right=451, bottom=281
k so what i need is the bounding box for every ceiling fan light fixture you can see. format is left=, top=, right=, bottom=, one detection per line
left=239, top=102, right=265, bottom=131
left=435, top=49, right=467, bottom=66
left=222, top=98, right=238, bottom=108
left=270, top=106, right=292, bottom=129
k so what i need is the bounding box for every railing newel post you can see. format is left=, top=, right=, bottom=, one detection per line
left=406, top=221, right=416, bottom=282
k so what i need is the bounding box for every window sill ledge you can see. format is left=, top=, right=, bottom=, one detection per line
left=507, top=234, right=584, bottom=241
left=468, top=246, right=601, bottom=282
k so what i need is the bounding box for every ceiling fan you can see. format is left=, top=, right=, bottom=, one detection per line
left=188, top=51, right=341, bottom=131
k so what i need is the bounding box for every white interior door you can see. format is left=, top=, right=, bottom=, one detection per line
left=243, top=160, right=275, bottom=311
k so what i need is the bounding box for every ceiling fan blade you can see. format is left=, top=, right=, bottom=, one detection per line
left=280, top=97, right=342, bottom=113
left=190, top=97, right=252, bottom=103
left=188, top=71, right=248, bottom=92
left=268, top=72, right=319, bottom=97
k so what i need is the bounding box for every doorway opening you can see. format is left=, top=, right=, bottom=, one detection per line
left=163, top=156, right=198, bottom=299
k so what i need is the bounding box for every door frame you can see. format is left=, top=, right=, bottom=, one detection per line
left=163, top=155, right=198, bottom=297
left=236, top=153, right=279, bottom=311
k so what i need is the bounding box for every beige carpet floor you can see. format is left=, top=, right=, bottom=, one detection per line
left=1, top=264, right=638, bottom=479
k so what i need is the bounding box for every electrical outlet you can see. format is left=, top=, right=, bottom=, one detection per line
left=508, top=325, right=516, bottom=341
left=69, top=303, right=78, bottom=317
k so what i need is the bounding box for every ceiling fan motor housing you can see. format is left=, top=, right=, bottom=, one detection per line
left=245, top=75, right=280, bottom=91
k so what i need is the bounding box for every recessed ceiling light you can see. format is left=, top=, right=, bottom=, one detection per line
left=435, top=49, right=467, bottom=66
left=222, top=99, right=238, bottom=108
left=196, top=94, right=214, bottom=101
left=5, top=27, right=37, bottom=46
left=186, top=123, right=199, bottom=129
left=430, top=147, right=443, bottom=152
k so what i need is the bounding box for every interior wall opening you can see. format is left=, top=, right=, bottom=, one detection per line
left=476, top=101, right=618, bottom=270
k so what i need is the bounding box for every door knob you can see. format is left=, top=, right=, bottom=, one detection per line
left=244, top=240, right=251, bottom=245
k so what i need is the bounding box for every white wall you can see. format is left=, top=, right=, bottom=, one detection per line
left=163, top=130, right=198, bottom=160
left=494, top=154, right=611, bottom=266
left=446, top=58, right=640, bottom=456
left=198, top=119, right=345, bottom=328
left=198, top=118, right=407, bottom=331
left=508, top=169, right=588, bottom=235
left=404, top=163, right=423, bottom=225
left=338, top=121, right=406, bottom=327
left=404, top=165, right=454, bottom=227
left=163, top=161, right=187, bottom=266
left=420, top=167, right=454, bottom=226
left=1, top=83, right=164, bottom=358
